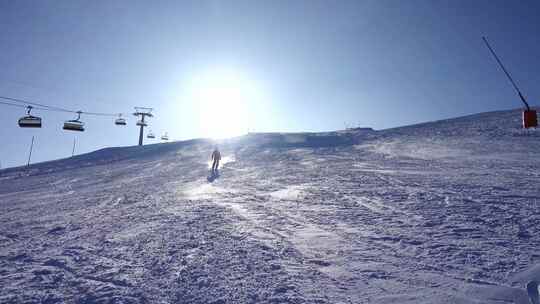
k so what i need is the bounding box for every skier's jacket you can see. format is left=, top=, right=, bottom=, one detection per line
left=212, top=150, right=221, bottom=161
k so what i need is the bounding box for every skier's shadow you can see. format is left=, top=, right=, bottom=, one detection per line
left=207, top=170, right=219, bottom=183
left=528, top=281, right=539, bottom=304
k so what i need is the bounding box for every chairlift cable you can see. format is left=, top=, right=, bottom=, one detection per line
left=0, top=100, right=47, bottom=111
left=0, top=100, right=28, bottom=108
left=0, top=95, right=73, bottom=113
left=0, top=95, right=128, bottom=117
left=83, top=111, right=121, bottom=117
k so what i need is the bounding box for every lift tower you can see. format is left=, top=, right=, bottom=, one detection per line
left=133, top=107, right=153, bottom=146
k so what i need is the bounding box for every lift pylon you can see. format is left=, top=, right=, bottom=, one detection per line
left=133, top=107, right=153, bottom=146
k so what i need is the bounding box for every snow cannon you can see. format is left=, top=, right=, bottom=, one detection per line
left=523, top=109, right=538, bottom=128
left=483, top=37, right=537, bottom=129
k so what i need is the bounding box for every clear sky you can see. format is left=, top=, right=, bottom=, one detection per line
left=1, top=0, right=539, bottom=168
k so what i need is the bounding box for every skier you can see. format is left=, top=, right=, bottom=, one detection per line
left=211, top=147, right=221, bottom=174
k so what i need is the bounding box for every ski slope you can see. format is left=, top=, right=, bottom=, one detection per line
left=1, top=108, right=540, bottom=303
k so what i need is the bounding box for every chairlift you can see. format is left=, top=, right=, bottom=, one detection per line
left=115, top=114, right=127, bottom=126
left=161, top=132, right=169, bottom=141
left=18, top=106, right=42, bottom=128
left=63, top=111, right=85, bottom=132
left=147, top=130, right=155, bottom=139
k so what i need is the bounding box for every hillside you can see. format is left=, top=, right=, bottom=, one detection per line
left=1, top=108, right=540, bottom=303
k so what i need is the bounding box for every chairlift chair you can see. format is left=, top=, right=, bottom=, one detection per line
left=136, top=120, right=148, bottom=127
left=147, top=131, right=155, bottom=139
left=63, top=111, right=85, bottom=132
left=161, top=133, right=169, bottom=141
left=18, top=106, right=42, bottom=128
left=115, top=114, right=127, bottom=126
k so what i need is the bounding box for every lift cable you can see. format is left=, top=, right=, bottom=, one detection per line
left=0, top=100, right=64, bottom=112
left=0, top=100, right=30, bottom=109
left=0, top=95, right=73, bottom=113
left=0, top=95, right=126, bottom=117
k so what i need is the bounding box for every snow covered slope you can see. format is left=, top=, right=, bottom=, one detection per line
left=1, top=108, right=540, bottom=303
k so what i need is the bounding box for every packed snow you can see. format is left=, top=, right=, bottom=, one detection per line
left=1, top=108, right=540, bottom=303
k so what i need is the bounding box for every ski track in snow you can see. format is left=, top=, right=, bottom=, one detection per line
left=1, top=109, right=540, bottom=303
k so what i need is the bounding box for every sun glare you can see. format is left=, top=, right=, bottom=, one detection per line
left=189, top=68, right=258, bottom=139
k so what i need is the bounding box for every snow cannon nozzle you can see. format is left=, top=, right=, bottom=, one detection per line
left=518, top=92, right=530, bottom=111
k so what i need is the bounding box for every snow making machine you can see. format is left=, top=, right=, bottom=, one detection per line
left=523, top=108, right=538, bottom=129
left=483, top=37, right=537, bottom=128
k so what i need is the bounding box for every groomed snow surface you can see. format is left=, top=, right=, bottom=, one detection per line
left=1, top=108, right=540, bottom=303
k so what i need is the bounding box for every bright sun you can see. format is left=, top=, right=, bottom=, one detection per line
left=189, top=68, right=257, bottom=139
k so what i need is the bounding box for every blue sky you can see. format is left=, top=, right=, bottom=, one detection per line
left=1, top=0, right=539, bottom=168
